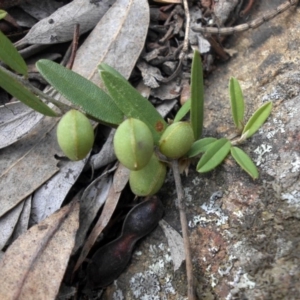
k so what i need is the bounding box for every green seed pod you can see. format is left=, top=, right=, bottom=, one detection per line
left=129, top=154, right=166, bottom=196
left=57, top=110, right=94, bottom=161
left=159, top=122, right=194, bottom=159
left=114, top=118, right=154, bottom=171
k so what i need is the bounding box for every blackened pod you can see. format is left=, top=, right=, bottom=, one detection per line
left=86, top=196, right=164, bottom=289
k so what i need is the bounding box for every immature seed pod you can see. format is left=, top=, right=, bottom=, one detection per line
left=129, top=154, right=166, bottom=196
left=114, top=118, right=154, bottom=170
left=159, top=122, right=194, bottom=159
left=56, top=109, right=94, bottom=161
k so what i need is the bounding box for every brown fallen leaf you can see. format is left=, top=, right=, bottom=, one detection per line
left=0, top=200, right=79, bottom=300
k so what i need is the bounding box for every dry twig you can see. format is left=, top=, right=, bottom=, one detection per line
left=171, top=160, right=196, bottom=300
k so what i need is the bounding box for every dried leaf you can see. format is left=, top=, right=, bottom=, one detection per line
left=0, top=117, right=60, bottom=218
left=113, top=163, right=130, bottom=193
left=73, top=163, right=128, bottom=272
left=159, top=219, right=185, bottom=271
left=0, top=201, right=79, bottom=300
left=10, top=196, right=31, bottom=244
left=0, top=102, right=43, bottom=149
left=72, top=0, right=150, bottom=85
left=73, top=174, right=113, bottom=253
left=0, top=201, right=24, bottom=250
left=20, top=0, right=64, bottom=20
left=137, top=61, right=163, bottom=88
left=31, top=158, right=88, bottom=224
left=90, top=129, right=117, bottom=170
left=15, top=0, right=115, bottom=46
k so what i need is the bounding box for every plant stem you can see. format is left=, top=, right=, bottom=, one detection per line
left=171, top=160, right=195, bottom=300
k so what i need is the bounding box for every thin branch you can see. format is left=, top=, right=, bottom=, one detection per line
left=66, top=24, right=80, bottom=70
left=180, top=0, right=190, bottom=60
left=171, top=160, right=196, bottom=300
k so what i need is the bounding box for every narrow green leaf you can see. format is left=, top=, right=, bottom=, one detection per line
left=0, top=31, right=27, bottom=76
left=187, top=137, right=217, bottom=157
left=196, top=138, right=231, bottom=173
left=230, top=147, right=259, bottom=179
left=190, top=50, right=204, bottom=140
left=100, top=70, right=168, bottom=145
left=0, top=66, right=57, bottom=116
left=0, top=10, right=7, bottom=20
left=98, top=63, right=127, bottom=81
left=242, top=101, right=272, bottom=138
left=229, top=77, right=244, bottom=130
left=36, top=59, right=123, bottom=126
left=174, top=99, right=191, bottom=122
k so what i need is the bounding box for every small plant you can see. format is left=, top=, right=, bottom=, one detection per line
left=0, top=32, right=272, bottom=299
left=0, top=30, right=271, bottom=180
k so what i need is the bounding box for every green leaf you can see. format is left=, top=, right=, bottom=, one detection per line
left=0, top=66, right=57, bottom=116
left=98, top=63, right=127, bottom=81
left=187, top=137, right=217, bottom=157
left=174, top=99, right=191, bottom=122
left=229, top=77, right=244, bottom=130
left=36, top=59, right=123, bottom=126
left=0, top=10, right=7, bottom=20
left=242, top=101, right=272, bottom=138
left=0, top=30, right=27, bottom=76
left=230, top=146, right=259, bottom=179
left=196, top=138, right=231, bottom=173
left=190, top=50, right=204, bottom=140
left=100, top=70, right=168, bottom=145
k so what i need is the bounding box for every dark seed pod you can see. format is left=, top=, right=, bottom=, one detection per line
left=86, top=197, right=164, bottom=289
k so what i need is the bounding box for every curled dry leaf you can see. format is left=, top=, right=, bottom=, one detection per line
left=0, top=201, right=79, bottom=300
